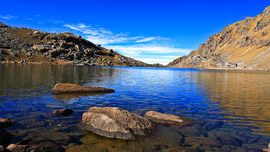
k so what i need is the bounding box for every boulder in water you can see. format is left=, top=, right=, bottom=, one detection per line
left=51, top=83, right=115, bottom=94
left=82, top=107, right=155, bottom=140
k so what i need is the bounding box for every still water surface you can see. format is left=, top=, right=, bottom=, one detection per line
left=0, top=64, right=270, bottom=151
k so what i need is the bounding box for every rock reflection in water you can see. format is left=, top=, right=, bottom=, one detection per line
left=53, top=93, right=107, bottom=99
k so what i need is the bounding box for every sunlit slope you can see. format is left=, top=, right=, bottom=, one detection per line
left=168, top=6, right=270, bottom=70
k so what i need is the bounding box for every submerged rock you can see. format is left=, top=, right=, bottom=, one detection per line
left=6, top=138, right=65, bottom=152
left=51, top=83, right=115, bottom=94
left=0, top=145, right=3, bottom=151
left=0, top=127, right=12, bottom=147
left=53, top=108, right=74, bottom=117
left=82, top=107, right=155, bottom=140
left=0, top=118, right=14, bottom=128
left=144, top=111, right=192, bottom=125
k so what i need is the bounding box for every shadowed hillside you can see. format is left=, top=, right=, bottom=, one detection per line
left=0, top=22, right=162, bottom=67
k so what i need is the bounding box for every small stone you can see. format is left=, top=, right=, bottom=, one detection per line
left=53, top=109, right=73, bottom=117
left=0, top=127, right=12, bottom=146
left=144, top=111, right=192, bottom=125
left=0, top=118, right=14, bottom=128
left=0, top=145, right=4, bottom=151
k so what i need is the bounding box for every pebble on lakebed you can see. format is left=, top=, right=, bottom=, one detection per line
left=0, top=118, right=15, bottom=128
left=51, top=83, right=115, bottom=94
left=53, top=108, right=74, bottom=117
left=81, top=107, right=192, bottom=140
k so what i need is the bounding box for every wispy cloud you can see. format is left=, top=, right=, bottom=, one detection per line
left=62, top=23, right=191, bottom=64
left=0, top=15, right=17, bottom=20
left=64, top=23, right=141, bottom=44
left=34, top=14, right=42, bottom=17
left=136, top=37, right=156, bottom=43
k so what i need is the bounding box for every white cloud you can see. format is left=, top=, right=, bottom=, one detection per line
left=136, top=37, right=156, bottom=43
left=0, top=15, right=17, bottom=20
left=107, top=44, right=191, bottom=55
left=134, top=58, right=174, bottom=65
left=64, top=23, right=135, bottom=44
left=104, top=44, right=191, bottom=65
left=62, top=23, right=191, bottom=64
left=63, top=23, right=163, bottom=45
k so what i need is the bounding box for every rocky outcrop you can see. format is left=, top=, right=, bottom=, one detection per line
left=51, top=83, right=115, bottom=94
left=53, top=108, right=73, bottom=117
left=168, top=6, right=270, bottom=70
left=144, top=111, right=192, bottom=126
left=0, top=118, right=14, bottom=128
left=82, top=107, right=155, bottom=140
left=0, top=22, right=158, bottom=67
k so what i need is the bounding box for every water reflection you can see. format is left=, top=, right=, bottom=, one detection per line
left=196, top=69, right=270, bottom=134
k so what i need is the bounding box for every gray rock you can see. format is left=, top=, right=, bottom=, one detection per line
left=82, top=107, right=155, bottom=140
left=254, top=20, right=267, bottom=31
left=82, top=112, right=136, bottom=140
left=144, top=111, right=192, bottom=126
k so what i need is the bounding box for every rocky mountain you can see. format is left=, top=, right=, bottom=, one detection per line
left=168, top=6, right=270, bottom=70
left=0, top=22, right=157, bottom=67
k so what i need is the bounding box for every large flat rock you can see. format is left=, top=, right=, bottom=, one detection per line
left=82, top=112, right=135, bottom=140
left=51, top=83, right=115, bottom=94
left=82, top=107, right=155, bottom=140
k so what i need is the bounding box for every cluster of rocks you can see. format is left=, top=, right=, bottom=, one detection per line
left=0, top=22, right=154, bottom=67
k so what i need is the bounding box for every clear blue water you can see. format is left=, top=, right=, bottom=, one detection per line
left=1, top=64, right=270, bottom=151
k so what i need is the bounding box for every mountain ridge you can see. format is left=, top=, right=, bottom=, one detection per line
left=168, top=6, right=270, bottom=70
left=0, top=22, right=162, bottom=67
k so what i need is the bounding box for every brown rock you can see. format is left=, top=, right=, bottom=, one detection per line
left=144, top=111, right=192, bottom=125
left=82, top=107, right=155, bottom=140
left=51, top=83, right=115, bottom=94
left=0, top=118, right=14, bottom=128
left=53, top=108, right=73, bottom=117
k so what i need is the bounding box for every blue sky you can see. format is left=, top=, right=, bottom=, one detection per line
left=1, top=0, right=269, bottom=65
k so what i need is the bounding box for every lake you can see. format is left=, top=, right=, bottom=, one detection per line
left=0, top=64, right=270, bottom=151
